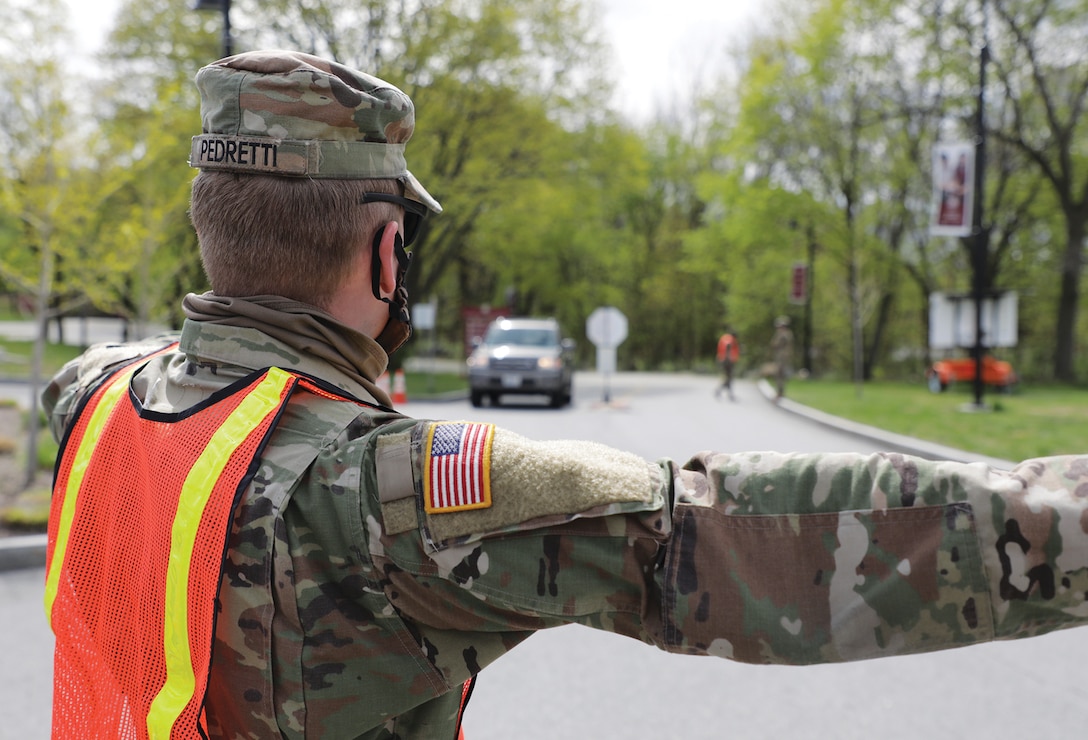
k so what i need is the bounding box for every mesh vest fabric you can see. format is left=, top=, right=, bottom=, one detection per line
left=46, top=361, right=297, bottom=739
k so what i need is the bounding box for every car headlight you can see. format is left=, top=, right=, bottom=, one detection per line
left=467, top=354, right=488, bottom=369
left=537, top=356, right=562, bottom=370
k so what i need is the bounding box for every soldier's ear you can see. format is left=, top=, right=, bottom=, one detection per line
left=375, top=221, right=400, bottom=299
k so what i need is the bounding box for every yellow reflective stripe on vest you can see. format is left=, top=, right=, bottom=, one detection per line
left=44, top=365, right=140, bottom=622
left=145, top=367, right=293, bottom=739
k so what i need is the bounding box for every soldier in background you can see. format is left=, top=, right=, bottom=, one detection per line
left=42, top=51, right=1088, bottom=740
left=770, top=315, right=794, bottom=399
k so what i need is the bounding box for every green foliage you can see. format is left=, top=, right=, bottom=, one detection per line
left=2, top=0, right=1088, bottom=387
left=0, top=0, right=75, bottom=298
left=36, top=427, right=58, bottom=471
left=0, top=487, right=51, bottom=530
left=404, top=370, right=467, bottom=397
left=0, top=338, right=81, bottom=378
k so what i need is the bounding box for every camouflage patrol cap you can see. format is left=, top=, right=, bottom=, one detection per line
left=189, top=50, right=441, bottom=213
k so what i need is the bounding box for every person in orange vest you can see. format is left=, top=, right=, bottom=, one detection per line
left=714, top=326, right=740, bottom=400
left=42, top=50, right=1088, bottom=740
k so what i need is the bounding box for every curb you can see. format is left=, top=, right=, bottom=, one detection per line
left=0, top=533, right=47, bottom=572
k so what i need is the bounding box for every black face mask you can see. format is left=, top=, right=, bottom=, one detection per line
left=371, top=229, right=413, bottom=355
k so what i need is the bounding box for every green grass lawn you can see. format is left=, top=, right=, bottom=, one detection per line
left=403, top=370, right=467, bottom=397
left=785, top=379, right=1088, bottom=462
left=0, top=338, right=83, bottom=378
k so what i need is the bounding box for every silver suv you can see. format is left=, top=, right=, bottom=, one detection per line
left=467, top=317, right=574, bottom=407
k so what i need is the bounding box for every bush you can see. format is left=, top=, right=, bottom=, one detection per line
left=0, top=436, right=17, bottom=455
left=0, top=487, right=51, bottom=531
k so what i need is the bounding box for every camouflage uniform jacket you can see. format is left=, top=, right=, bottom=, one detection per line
left=44, top=315, right=1088, bottom=739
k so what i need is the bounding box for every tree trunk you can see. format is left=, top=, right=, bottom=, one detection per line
left=27, top=226, right=53, bottom=490
left=863, top=291, right=894, bottom=381
left=1054, top=213, right=1086, bottom=382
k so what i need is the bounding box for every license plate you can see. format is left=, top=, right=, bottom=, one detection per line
left=501, top=374, right=522, bottom=388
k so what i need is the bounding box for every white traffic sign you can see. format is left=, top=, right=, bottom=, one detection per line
left=412, top=302, right=437, bottom=331
left=586, top=306, right=628, bottom=348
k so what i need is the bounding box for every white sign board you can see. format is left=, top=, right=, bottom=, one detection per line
left=586, top=306, right=628, bottom=348
left=413, top=302, right=436, bottom=331
left=929, top=292, right=1018, bottom=349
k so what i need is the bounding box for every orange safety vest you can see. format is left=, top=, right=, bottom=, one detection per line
left=717, top=333, right=739, bottom=364
left=45, top=353, right=299, bottom=739
left=44, top=352, right=475, bottom=739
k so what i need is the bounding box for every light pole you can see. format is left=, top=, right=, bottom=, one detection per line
left=803, top=224, right=816, bottom=375
left=969, top=0, right=990, bottom=409
left=193, top=0, right=233, bottom=58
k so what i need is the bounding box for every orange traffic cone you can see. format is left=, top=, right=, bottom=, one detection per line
left=392, top=369, right=408, bottom=405
left=377, top=372, right=391, bottom=399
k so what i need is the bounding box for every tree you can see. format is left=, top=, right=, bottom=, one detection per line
left=92, top=1, right=219, bottom=329
left=0, top=0, right=80, bottom=485
left=691, top=0, right=1080, bottom=385
left=702, top=0, right=902, bottom=385
left=984, top=0, right=1088, bottom=381
left=234, top=0, right=612, bottom=311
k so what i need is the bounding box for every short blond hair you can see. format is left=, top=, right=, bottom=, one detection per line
left=189, top=172, right=401, bottom=308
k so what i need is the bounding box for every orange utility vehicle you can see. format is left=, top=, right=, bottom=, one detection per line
left=926, top=356, right=1017, bottom=393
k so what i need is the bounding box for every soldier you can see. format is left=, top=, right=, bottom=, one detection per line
left=770, top=315, right=794, bottom=399
left=43, top=51, right=1088, bottom=740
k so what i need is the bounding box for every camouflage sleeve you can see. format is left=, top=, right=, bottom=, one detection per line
left=367, top=420, right=671, bottom=691
left=41, top=356, right=83, bottom=442
left=41, top=336, right=181, bottom=442
left=369, top=421, right=1088, bottom=685
left=663, top=451, right=1088, bottom=663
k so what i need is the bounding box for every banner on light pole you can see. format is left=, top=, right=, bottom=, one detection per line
left=931, top=142, right=975, bottom=237
left=789, top=262, right=807, bottom=305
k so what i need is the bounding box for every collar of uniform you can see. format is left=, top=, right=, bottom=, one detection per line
left=179, top=293, right=392, bottom=406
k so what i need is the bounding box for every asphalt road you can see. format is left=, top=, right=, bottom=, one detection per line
left=3, top=372, right=1084, bottom=738
left=421, top=374, right=1086, bottom=740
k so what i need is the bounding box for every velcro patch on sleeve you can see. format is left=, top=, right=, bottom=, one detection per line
left=375, top=430, right=419, bottom=535
left=420, top=425, right=664, bottom=544
left=423, top=421, right=496, bottom=513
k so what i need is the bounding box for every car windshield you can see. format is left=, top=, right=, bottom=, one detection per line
left=485, top=325, right=557, bottom=347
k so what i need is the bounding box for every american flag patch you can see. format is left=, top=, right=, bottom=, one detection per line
left=424, top=422, right=495, bottom=513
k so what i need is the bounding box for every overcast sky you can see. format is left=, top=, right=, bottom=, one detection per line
left=599, top=0, right=759, bottom=118
left=64, top=0, right=759, bottom=121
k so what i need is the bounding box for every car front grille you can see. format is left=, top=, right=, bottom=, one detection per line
left=490, top=358, right=539, bottom=372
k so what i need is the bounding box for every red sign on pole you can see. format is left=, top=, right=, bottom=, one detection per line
left=461, top=306, right=510, bottom=357
left=789, top=262, right=807, bottom=305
